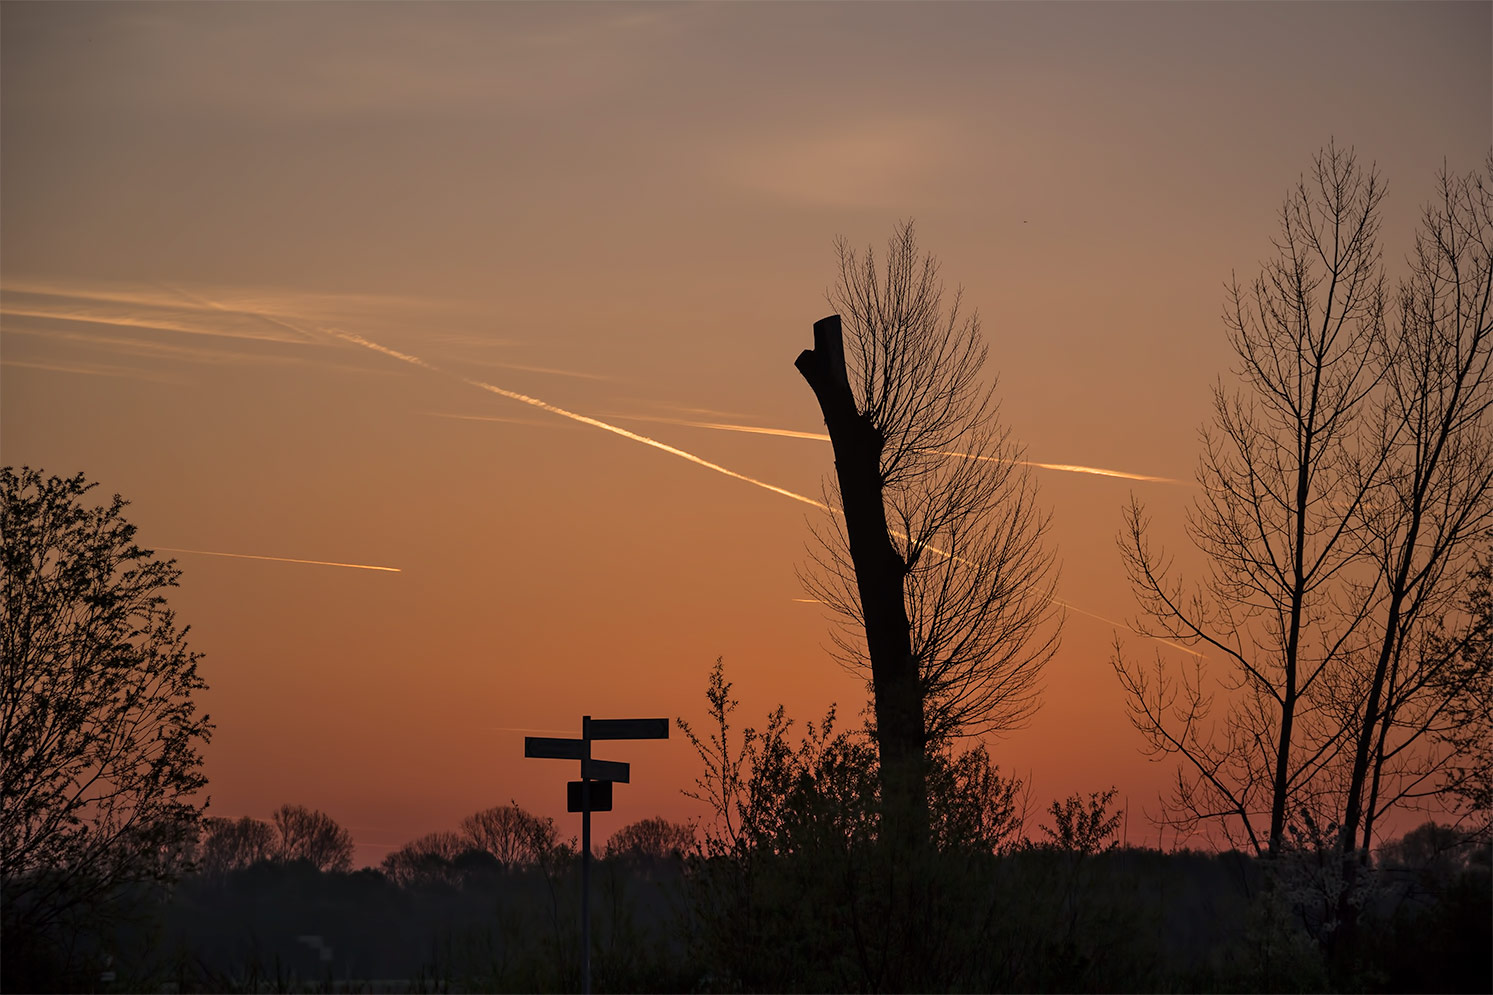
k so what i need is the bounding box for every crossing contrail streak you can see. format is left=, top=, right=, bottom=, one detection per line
left=169, top=288, right=1199, bottom=658
left=1050, top=598, right=1202, bottom=658
left=611, top=414, right=833, bottom=441
left=224, top=301, right=831, bottom=512
left=156, top=547, right=401, bottom=573
left=609, top=414, right=1185, bottom=484
left=463, top=379, right=831, bottom=511
left=947, top=451, right=1184, bottom=485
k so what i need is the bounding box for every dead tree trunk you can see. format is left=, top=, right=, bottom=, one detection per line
left=796, top=314, right=929, bottom=850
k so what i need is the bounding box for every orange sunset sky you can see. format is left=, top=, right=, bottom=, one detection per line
left=2, top=2, right=1490, bottom=866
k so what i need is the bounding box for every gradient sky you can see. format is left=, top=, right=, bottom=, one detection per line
left=3, top=2, right=1489, bottom=864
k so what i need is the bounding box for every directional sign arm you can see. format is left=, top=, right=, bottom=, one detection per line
left=525, top=736, right=586, bottom=760
left=581, top=757, right=631, bottom=783
left=584, top=718, right=670, bottom=740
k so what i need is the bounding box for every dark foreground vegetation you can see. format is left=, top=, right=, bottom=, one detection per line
left=5, top=670, right=1490, bottom=994
left=5, top=806, right=1490, bottom=993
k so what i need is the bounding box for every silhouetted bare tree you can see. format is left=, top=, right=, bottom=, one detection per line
left=1339, top=155, right=1493, bottom=859
left=460, top=803, right=559, bottom=868
left=380, top=830, right=468, bottom=887
left=1114, top=144, right=1389, bottom=857
left=1115, top=146, right=1493, bottom=866
left=1, top=468, right=211, bottom=947
left=199, top=815, right=276, bottom=875
left=796, top=221, right=1062, bottom=849
left=270, top=804, right=354, bottom=872
left=603, top=817, right=695, bottom=860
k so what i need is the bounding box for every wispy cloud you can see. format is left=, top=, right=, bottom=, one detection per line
left=715, top=117, right=962, bottom=209
left=6, top=325, right=297, bottom=367
left=0, top=357, right=179, bottom=383
left=156, top=547, right=401, bottom=573
left=426, top=411, right=563, bottom=428
left=461, top=358, right=614, bottom=382
left=1, top=288, right=310, bottom=344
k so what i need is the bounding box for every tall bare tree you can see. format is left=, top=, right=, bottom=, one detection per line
left=1117, top=145, right=1493, bottom=870
left=1114, top=144, right=1388, bottom=857
left=1339, top=156, right=1493, bottom=858
left=796, top=221, right=1061, bottom=848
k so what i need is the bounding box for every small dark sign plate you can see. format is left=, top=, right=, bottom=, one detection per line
left=568, top=780, right=612, bottom=813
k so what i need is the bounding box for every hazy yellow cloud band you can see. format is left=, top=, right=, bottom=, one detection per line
left=156, top=547, right=401, bottom=573
left=0, top=303, right=304, bottom=344
left=609, top=413, right=1184, bottom=484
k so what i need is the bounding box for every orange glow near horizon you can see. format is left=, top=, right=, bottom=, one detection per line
left=2, top=1, right=1486, bottom=861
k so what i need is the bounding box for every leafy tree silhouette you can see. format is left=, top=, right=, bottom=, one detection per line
left=1, top=467, right=211, bottom=987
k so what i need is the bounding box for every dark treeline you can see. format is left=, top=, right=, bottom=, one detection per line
left=5, top=665, right=1489, bottom=993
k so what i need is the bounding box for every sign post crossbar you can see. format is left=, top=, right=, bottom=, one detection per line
left=523, top=714, right=668, bottom=995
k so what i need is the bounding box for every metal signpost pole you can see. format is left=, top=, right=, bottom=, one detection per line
left=523, top=715, right=666, bottom=995
left=581, top=716, right=592, bottom=995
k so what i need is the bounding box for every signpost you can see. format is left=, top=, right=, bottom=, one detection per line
left=524, top=714, right=667, bottom=994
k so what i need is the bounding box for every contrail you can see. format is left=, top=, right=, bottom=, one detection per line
left=948, top=451, right=1184, bottom=485
left=463, top=380, right=831, bottom=511
left=1050, top=598, right=1202, bottom=658
left=608, top=413, right=1185, bottom=484
left=426, top=411, right=557, bottom=427
left=156, top=547, right=401, bottom=573
left=1026, top=462, right=1180, bottom=484
left=610, top=413, right=833, bottom=441
left=181, top=295, right=831, bottom=512
left=166, top=288, right=1197, bottom=656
